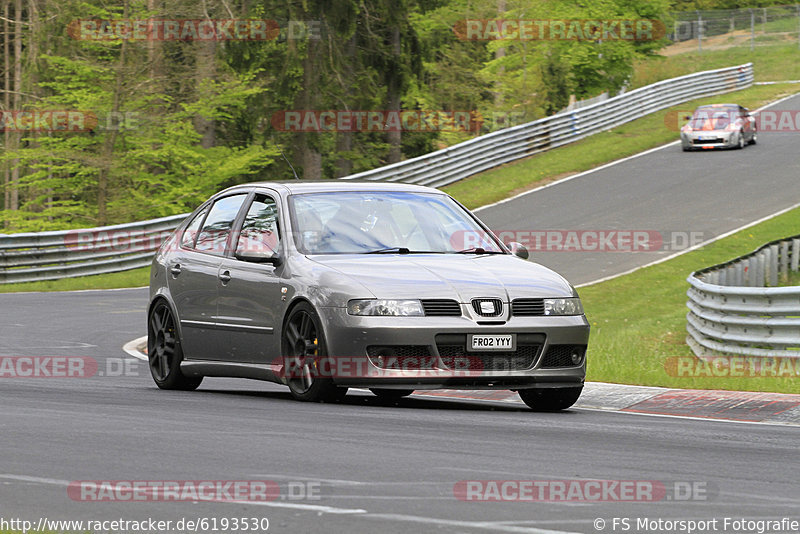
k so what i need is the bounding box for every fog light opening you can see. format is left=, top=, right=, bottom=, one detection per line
left=571, top=350, right=584, bottom=366
left=370, top=348, right=397, bottom=369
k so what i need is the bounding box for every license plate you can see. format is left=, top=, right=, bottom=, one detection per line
left=468, top=334, right=516, bottom=352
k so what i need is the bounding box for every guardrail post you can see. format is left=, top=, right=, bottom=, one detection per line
left=780, top=241, right=789, bottom=283
left=792, top=239, right=800, bottom=272
left=768, top=245, right=779, bottom=286
left=726, top=265, right=736, bottom=286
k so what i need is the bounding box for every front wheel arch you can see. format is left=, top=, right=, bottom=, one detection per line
left=280, top=301, right=347, bottom=402
left=147, top=297, right=202, bottom=390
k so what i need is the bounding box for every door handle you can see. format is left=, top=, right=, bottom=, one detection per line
left=169, top=264, right=182, bottom=276
left=219, top=270, right=231, bottom=284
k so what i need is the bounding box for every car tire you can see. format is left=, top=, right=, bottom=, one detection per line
left=518, top=386, right=582, bottom=411
left=147, top=300, right=203, bottom=391
left=282, top=302, right=348, bottom=403
left=370, top=388, right=414, bottom=401
left=682, top=146, right=691, bottom=152
left=736, top=131, right=745, bottom=149
left=749, top=131, right=757, bottom=145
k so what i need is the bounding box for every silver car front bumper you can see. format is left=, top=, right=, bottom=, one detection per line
left=682, top=130, right=738, bottom=149
left=317, top=309, right=589, bottom=390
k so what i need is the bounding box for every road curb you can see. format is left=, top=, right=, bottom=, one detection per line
left=412, top=382, right=800, bottom=426
left=123, top=337, right=800, bottom=425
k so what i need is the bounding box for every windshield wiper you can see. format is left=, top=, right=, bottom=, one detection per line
left=365, top=247, right=446, bottom=254
left=455, top=247, right=504, bottom=254
left=366, top=247, right=411, bottom=254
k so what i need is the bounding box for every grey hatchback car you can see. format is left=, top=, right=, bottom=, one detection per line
left=148, top=182, right=590, bottom=410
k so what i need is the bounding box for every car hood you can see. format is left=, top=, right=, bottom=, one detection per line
left=307, top=254, right=576, bottom=301
left=687, top=129, right=730, bottom=135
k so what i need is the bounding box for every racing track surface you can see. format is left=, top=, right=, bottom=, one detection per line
left=2, top=93, right=800, bottom=533
left=477, top=92, right=800, bottom=285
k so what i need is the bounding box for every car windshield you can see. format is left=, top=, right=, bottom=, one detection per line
left=689, top=108, right=737, bottom=130
left=288, top=191, right=504, bottom=254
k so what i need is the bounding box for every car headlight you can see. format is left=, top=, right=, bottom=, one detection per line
left=543, top=297, right=583, bottom=316
left=347, top=299, right=424, bottom=316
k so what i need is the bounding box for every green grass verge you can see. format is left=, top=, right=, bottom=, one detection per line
left=631, top=43, right=800, bottom=88
left=0, top=267, right=150, bottom=293
left=443, top=83, right=798, bottom=209
left=580, top=205, right=800, bottom=394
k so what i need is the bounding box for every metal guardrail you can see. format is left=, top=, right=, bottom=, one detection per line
left=341, top=62, right=753, bottom=188
left=0, top=63, right=754, bottom=283
left=686, top=234, right=800, bottom=358
left=0, top=214, right=188, bottom=284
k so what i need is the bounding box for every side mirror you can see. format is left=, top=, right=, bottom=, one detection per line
left=235, top=247, right=282, bottom=265
left=508, top=241, right=529, bottom=260
left=683, top=115, right=692, bottom=121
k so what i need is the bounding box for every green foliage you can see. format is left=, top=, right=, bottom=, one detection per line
left=1, top=0, right=675, bottom=231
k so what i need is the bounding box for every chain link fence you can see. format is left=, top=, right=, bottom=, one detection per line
left=669, top=5, right=800, bottom=52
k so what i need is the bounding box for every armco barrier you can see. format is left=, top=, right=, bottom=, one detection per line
left=686, top=234, right=800, bottom=358
left=0, top=214, right=188, bottom=284
left=0, top=63, right=754, bottom=283
left=341, top=63, right=753, bottom=188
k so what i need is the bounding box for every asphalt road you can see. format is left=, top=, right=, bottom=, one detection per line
left=3, top=94, right=800, bottom=533
left=1, top=289, right=799, bottom=534
left=476, top=92, right=800, bottom=285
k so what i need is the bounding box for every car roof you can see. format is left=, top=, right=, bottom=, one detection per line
left=695, top=104, right=740, bottom=110
left=218, top=180, right=443, bottom=196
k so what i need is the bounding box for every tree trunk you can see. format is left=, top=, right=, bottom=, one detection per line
left=146, top=0, right=162, bottom=85
left=3, top=0, right=11, bottom=218
left=334, top=35, right=356, bottom=178
left=10, top=0, right=22, bottom=212
left=97, top=0, right=129, bottom=225
left=494, top=0, right=506, bottom=108
left=295, top=36, right=321, bottom=179
left=194, top=38, right=217, bottom=149
left=386, top=25, right=402, bottom=164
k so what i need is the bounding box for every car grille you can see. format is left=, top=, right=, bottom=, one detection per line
left=421, top=299, right=462, bottom=317
left=471, top=298, right=503, bottom=317
left=366, top=345, right=436, bottom=369
left=435, top=334, right=544, bottom=372
left=511, top=298, right=545, bottom=316
left=692, top=138, right=724, bottom=145
left=540, top=345, right=585, bottom=368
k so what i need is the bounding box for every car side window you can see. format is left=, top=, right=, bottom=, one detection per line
left=194, top=194, right=248, bottom=256
left=235, top=194, right=280, bottom=258
left=181, top=206, right=209, bottom=249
